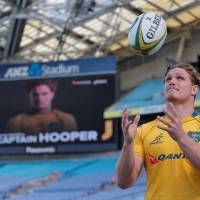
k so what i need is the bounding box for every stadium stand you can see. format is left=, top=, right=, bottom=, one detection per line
left=0, top=152, right=146, bottom=200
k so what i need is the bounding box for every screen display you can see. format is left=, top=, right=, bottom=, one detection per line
left=0, top=57, right=117, bottom=154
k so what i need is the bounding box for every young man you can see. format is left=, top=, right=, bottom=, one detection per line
left=6, top=79, right=77, bottom=134
left=116, top=63, right=200, bottom=200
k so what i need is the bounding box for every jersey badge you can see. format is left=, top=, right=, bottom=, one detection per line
left=188, top=131, right=200, bottom=143
left=150, top=133, right=163, bottom=144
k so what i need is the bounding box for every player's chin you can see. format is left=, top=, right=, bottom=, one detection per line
left=166, top=95, right=179, bottom=102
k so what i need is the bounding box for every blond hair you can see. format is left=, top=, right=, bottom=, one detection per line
left=165, top=63, right=200, bottom=87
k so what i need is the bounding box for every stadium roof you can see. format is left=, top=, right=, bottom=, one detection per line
left=0, top=0, right=200, bottom=62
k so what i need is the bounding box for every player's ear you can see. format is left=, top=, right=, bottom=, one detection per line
left=192, top=85, right=199, bottom=96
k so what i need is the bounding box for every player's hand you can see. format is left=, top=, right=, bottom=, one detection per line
left=121, top=107, right=140, bottom=145
left=157, top=102, right=185, bottom=142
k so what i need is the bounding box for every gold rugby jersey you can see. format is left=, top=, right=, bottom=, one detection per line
left=134, top=113, right=200, bottom=200
left=6, top=109, right=77, bottom=134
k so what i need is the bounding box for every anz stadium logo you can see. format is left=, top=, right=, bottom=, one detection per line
left=4, top=62, right=80, bottom=78
left=4, top=66, right=29, bottom=78
left=4, top=63, right=42, bottom=78
left=29, top=63, right=42, bottom=76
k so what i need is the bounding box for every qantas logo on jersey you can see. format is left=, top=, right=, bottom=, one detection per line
left=149, top=153, right=185, bottom=165
left=188, top=131, right=200, bottom=143
left=149, top=154, right=160, bottom=164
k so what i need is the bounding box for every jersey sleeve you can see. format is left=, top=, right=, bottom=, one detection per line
left=133, top=126, right=145, bottom=157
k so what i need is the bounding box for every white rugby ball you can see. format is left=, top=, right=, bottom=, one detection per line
left=128, top=12, right=167, bottom=56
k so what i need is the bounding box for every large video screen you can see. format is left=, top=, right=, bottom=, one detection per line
left=0, top=56, right=117, bottom=154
